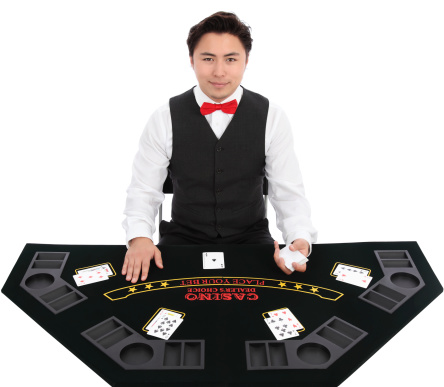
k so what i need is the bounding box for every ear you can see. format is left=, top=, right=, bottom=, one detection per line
left=190, top=56, right=194, bottom=68
left=245, top=54, right=249, bottom=67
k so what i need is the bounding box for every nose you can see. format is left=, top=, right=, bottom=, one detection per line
left=212, top=60, right=226, bottom=77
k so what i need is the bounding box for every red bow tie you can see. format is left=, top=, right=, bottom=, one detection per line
left=200, top=99, right=238, bottom=115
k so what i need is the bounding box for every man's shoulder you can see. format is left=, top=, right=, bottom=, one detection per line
left=169, top=87, right=195, bottom=103
left=241, top=88, right=287, bottom=119
left=150, top=102, right=171, bottom=119
left=241, top=87, right=269, bottom=105
left=150, top=88, right=194, bottom=118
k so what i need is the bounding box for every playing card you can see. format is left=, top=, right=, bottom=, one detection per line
left=146, top=309, right=183, bottom=332
left=265, top=316, right=299, bottom=340
left=336, top=270, right=373, bottom=288
left=203, top=252, right=225, bottom=269
left=73, top=270, right=109, bottom=286
left=279, top=246, right=308, bottom=271
left=266, top=308, right=304, bottom=330
left=332, top=263, right=370, bottom=277
left=264, top=307, right=302, bottom=340
left=78, top=264, right=113, bottom=277
left=277, top=308, right=304, bottom=330
left=147, top=312, right=183, bottom=340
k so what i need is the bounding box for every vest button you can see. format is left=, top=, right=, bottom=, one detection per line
left=216, top=168, right=224, bottom=174
left=217, top=225, right=222, bottom=230
left=216, top=207, right=222, bottom=212
left=216, top=146, right=223, bottom=152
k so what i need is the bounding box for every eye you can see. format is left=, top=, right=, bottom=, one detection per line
left=203, top=57, right=214, bottom=61
left=226, top=58, right=237, bottom=62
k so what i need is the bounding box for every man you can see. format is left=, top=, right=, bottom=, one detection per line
left=122, top=11, right=317, bottom=283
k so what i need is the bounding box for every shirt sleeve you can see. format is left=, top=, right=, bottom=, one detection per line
left=121, top=104, right=171, bottom=247
left=265, top=104, right=318, bottom=251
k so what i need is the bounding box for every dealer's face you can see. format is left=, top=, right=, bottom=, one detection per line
left=190, top=32, right=248, bottom=103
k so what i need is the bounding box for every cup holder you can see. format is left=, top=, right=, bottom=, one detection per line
left=390, top=272, right=420, bottom=289
left=120, top=343, right=154, bottom=365
left=25, top=273, right=55, bottom=289
left=297, top=343, right=331, bottom=365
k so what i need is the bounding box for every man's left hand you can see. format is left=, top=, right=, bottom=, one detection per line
left=274, top=239, right=310, bottom=275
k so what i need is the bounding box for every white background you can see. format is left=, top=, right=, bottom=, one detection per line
left=1, top=1, right=443, bottom=386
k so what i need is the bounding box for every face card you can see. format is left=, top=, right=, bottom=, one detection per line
left=279, top=246, right=308, bottom=271
left=203, top=252, right=225, bottom=269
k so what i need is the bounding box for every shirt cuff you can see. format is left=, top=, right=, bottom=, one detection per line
left=285, top=231, right=313, bottom=257
left=125, top=226, right=154, bottom=249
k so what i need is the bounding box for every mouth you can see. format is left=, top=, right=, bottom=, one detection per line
left=210, top=82, right=229, bottom=89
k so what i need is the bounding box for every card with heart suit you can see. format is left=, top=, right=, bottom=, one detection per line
left=73, top=270, right=109, bottom=286
left=203, top=252, right=225, bottom=269
left=77, top=263, right=114, bottom=277
left=73, top=262, right=115, bottom=286
left=332, top=263, right=370, bottom=277
left=279, top=246, right=308, bottom=271
left=266, top=317, right=298, bottom=340
left=336, top=270, right=373, bottom=288
left=264, top=307, right=304, bottom=340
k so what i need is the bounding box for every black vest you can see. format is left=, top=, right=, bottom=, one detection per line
left=168, top=87, right=269, bottom=238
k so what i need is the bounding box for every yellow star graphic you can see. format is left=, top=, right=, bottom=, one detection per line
left=145, top=284, right=153, bottom=290
left=128, top=287, right=137, bottom=293
left=161, top=281, right=169, bottom=288
left=294, top=283, right=302, bottom=290
left=278, top=281, right=286, bottom=288
left=310, top=287, right=319, bottom=293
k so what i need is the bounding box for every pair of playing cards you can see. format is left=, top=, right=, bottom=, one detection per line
left=203, top=252, right=225, bottom=269
left=279, top=246, right=308, bottom=272
left=73, top=263, right=113, bottom=286
left=333, top=263, right=373, bottom=288
left=264, top=307, right=304, bottom=340
left=145, top=308, right=184, bottom=340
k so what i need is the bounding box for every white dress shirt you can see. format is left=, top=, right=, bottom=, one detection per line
left=122, top=85, right=318, bottom=249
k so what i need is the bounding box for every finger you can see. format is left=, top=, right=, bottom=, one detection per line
left=153, top=248, right=163, bottom=269
left=273, top=241, right=280, bottom=263
left=122, top=255, right=129, bottom=275
left=274, top=241, right=279, bottom=251
left=131, top=259, right=142, bottom=283
left=292, top=262, right=307, bottom=273
left=292, top=240, right=309, bottom=256
left=278, top=257, right=292, bottom=275
left=140, top=258, right=150, bottom=282
left=125, top=257, right=134, bottom=281
left=290, top=242, right=303, bottom=253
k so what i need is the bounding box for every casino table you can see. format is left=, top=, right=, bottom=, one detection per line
left=2, top=241, right=442, bottom=387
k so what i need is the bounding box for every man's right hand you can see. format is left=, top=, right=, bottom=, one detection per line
left=122, top=237, right=163, bottom=283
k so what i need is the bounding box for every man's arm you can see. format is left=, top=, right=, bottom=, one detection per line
left=265, top=104, right=318, bottom=273
left=122, top=104, right=171, bottom=282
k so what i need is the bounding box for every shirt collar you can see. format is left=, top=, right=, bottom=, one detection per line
left=193, top=84, right=243, bottom=108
